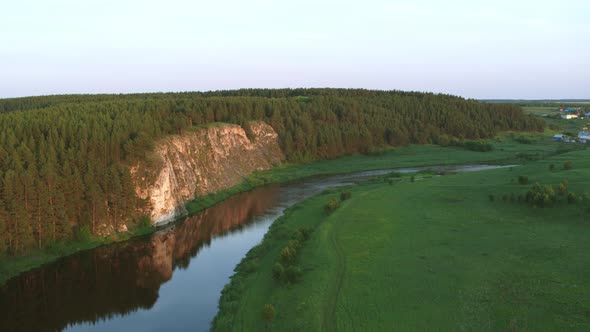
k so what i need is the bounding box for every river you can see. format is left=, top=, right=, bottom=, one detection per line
left=0, top=164, right=514, bottom=332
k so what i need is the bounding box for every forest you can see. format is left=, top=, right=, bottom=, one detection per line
left=0, top=89, right=545, bottom=256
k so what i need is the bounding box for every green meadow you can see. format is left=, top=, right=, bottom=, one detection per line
left=213, top=149, right=590, bottom=331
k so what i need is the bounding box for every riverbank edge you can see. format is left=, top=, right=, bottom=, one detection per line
left=0, top=148, right=516, bottom=286
left=210, top=172, right=409, bottom=331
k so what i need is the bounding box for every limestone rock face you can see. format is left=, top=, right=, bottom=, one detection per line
left=132, top=122, right=284, bottom=225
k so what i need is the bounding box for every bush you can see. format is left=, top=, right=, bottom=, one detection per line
left=558, top=180, right=568, bottom=195
left=294, top=227, right=311, bottom=242
left=455, top=140, right=494, bottom=152
left=387, top=171, right=402, bottom=178
left=488, top=194, right=495, bottom=202
left=564, top=160, right=573, bottom=170
left=324, top=197, right=340, bottom=214
left=367, top=146, right=389, bottom=156
left=75, top=225, right=92, bottom=241
left=517, top=176, right=529, bottom=185
left=549, top=164, right=555, bottom=172
left=287, top=239, right=301, bottom=250
left=262, top=304, right=276, bottom=327
left=567, top=192, right=577, bottom=204
left=515, top=135, right=535, bottom=144
left=285, top=265, right=303, bottom=283
left=272, top=263, right=285, bottom=281
left=138, top=215, right=151, bottom=228
left=525, top=182, right=556, bottom=207
left=340, top=191, right=352, bottom=201
left=280, top=246, right=297, bottom=264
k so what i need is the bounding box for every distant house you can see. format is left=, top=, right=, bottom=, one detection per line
left=586, top=112, right=590, bottom=117
left=553, top=134, right=565, bottom=141
left=562, top=114, right=578, bottom=119
left=578, top=131, right=590, bottom=140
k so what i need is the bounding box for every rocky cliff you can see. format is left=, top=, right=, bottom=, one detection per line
left=132, top=122, right=284, bottom=224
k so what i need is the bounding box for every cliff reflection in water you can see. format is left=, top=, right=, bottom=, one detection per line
left=0, top=185, right=280, bottom=332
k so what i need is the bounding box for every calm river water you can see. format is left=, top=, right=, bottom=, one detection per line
left=0, top=165, right=512, bottom=332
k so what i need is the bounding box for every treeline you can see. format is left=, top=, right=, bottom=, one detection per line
left=0, top=89, right=544, bottom=255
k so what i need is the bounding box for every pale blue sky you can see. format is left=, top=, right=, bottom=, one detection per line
left=1, top=0, right=588, bottom=99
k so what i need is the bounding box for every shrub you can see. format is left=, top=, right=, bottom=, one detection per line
left=488, top=194, right=495, bottom=202
left=549, top=164, right=555, bottom=171
left=285, top=265, right=303, bottom=283
left=558, top=180, right=568, bottom=195
left=324, top=197, right=340, bottom=214
left=272, top=263, right=285, bottom=281
left=138, top=215, right=151, bottom=228
left=75, top=225, right=92, bottom=241
left=294, top=227, right=311, bottom=242
left=410, top=175, right=415, bottom=183
left=515, top=135, right=535, bottom=144
left=287, top=239, right=301, bottom=250
left=567, top=192, right=577, bottom=204
left=340, top=191, right=352, bottom=201
left=280, top=246, right=297, bottom=264
left=564, top=160, right=573, bottom=170
left=262, top=304, right=276, bottom=327
left=518, top=176, right=529, bottom=185
left=455, top=140, right=494, bottom=152
left=526, top=182, right=556, bottom=207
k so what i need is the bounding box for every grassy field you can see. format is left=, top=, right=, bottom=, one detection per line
left=213, top=149, right=590, bottom=331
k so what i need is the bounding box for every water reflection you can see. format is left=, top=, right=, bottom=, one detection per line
left=0, top=185, right=280, bottom=332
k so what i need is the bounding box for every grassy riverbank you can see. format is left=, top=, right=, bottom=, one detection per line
left=212, top=149, right=590, bottom=331
left=188, top=133, right=574, bottom=214
left=0, top=133, right=579, bottom=285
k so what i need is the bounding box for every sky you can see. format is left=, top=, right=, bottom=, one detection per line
left=0, top=0, right=588, bottom=99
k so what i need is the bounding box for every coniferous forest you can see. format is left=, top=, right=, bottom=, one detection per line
left=0, top=89, right=544, bottom=256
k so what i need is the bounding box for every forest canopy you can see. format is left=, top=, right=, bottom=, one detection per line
left=0, top=89, right=544, bottom=255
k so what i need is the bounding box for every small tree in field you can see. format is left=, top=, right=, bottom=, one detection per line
left=564, top=160, right=573, bottom=170
left=262, top=304, right=275, bottom=328
left=549, top=164, right=555, bottom=172
left=324, top=198, right=340, bottom=214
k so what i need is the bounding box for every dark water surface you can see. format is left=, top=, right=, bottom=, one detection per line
left=0, top=165, right=512, bottom=332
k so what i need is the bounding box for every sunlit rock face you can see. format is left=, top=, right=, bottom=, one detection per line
left=132, top=121, right=284, bottom=224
